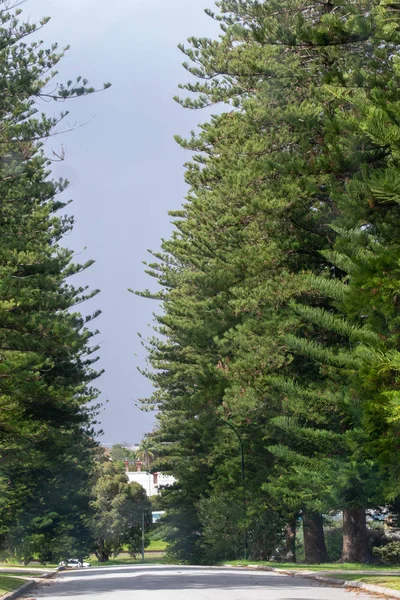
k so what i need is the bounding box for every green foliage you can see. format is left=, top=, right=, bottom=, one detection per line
left=110, top=444, right=136, bottom=463
left=197, top=492, right=244, bottom=563
left=374, top=542, right=400, bottom=565
left=90, top=462, right=151, bottom=562
left=324, top=526, right=343, bottom=562
left=0, top=1, right=108, bottom=562
left=137, top=0, right=400, bottom=565
left=135, top=439, right=156, bottom=469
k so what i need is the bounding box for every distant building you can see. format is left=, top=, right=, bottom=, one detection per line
left=127, top=469, right=176, bottom=496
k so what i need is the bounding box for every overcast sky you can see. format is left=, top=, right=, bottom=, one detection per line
left=25, top=0, right=219, bottom=444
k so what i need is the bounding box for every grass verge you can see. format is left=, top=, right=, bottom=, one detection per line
left=0, top=571, right=45, bottom=578
left=227, top=560, right=400, bottom=572
left=0, top=562, right=57, bottom=569
left=0, top=575, right=28, bottom=595
left=326, top=574, right=400, bottom=590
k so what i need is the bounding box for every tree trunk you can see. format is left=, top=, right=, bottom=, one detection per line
left=303, top=511, right=329, bottom=563
left=97, top=550, right=110, bottom=563
left=283, top=518, right=297, bottom=562
left=95, top=544, right=110, bottom=563
left=342, top=507, right=373, bottom=563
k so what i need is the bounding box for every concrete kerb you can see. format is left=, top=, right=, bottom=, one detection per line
left=231, top=565, right=400, bottom=599
left=0, top=567, right=61, bottom=600
left=310, top=574, right=400, bottom=599
left=1, top=581, right=36, bottom=600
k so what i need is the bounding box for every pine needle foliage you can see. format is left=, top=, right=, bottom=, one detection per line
left=138, top=0, right=400, bottom=562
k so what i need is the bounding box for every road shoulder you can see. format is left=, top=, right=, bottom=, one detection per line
left=230, top=564, right=400, bottom=599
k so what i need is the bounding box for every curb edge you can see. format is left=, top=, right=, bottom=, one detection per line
left=228, top=565, right=400, bottom=599
left=0, top=568, right=60, bottom=600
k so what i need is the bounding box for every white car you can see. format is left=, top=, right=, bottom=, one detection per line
left=59, top=559, right=91, bottom=569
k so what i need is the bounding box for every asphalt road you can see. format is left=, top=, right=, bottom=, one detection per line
left=30, top=565, right=374, bottom=600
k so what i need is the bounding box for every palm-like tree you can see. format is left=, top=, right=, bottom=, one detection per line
left=135, top=440, right=156, bottom=470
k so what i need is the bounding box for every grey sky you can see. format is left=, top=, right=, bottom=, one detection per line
left=25, top=0, right=219, bottom=444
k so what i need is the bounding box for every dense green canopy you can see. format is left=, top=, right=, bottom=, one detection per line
left=0, top=1, right=109, bottom=562
left=138, top=0, right=400, bottom=564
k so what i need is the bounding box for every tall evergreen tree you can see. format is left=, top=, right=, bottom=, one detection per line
left=138, top=0, right=400, bottom=563
left=0, top=1, right=109, bottom=560
left=271, top=0, right=400, bottom=561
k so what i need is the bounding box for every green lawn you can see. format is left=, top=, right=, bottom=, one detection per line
left=89, top=555, right=171, bottom=567
left=326, top=574, right=400, bottom=590
left=0, top=561, right=58, bottom=569
left=227, top=560, right=400, bottom=572
left=0, top=575, right=28, bottom=595
left=0, top=570, right=46, bottom=577
left=145, top=540, right=168, bottom=552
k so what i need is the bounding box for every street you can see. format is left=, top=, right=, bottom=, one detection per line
left=30, top=565, right=375, bottom=600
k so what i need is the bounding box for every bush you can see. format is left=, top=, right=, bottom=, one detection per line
left=247, top=509, right=283, bottom=561
left=324, top=524, right=388, bottom=563
left=325, top=526, right=343, bottom=562
left=197, top=492, right=244, bottom=562
left=197, top=491, right=283, bottom=563
left=373, top=541, right=400, bottom=565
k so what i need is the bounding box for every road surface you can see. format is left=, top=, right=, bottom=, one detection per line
left=30, top=564, right=374, bottom=600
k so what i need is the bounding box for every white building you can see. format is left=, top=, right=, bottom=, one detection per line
left=127, top=470, right=176, bottom=496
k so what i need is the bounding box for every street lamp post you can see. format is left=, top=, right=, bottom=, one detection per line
left=141, top=511, right=145, bottom=563
left=219, top=418, right=247, bottom=561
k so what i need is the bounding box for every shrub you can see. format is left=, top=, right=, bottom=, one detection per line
left=325, top=526, right=343, bottom=562
left=197, top=491, right=283, bottom=563
left=197, top=492, right=244, bottom=562
left=373, top=541, right=400, bottom=565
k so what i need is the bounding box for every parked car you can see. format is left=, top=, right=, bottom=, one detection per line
left=59, top=559, right=91, bottom=569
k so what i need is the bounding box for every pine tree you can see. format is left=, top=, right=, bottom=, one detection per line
left=138, top=0, right=398, bottom=563
left=272, top=0, right=400, bottom=561
left=0, top=2, right=109, bottom=560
